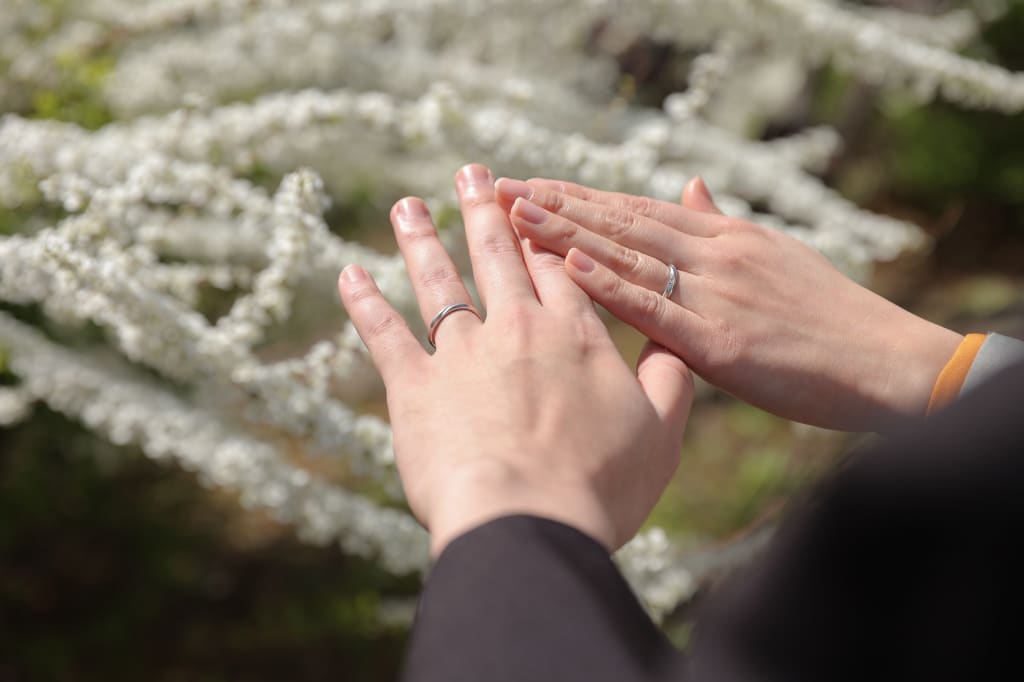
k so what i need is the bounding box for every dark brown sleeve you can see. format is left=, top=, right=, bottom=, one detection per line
left=401, top=515, right=684, bottom=682
left=688, top=360, right=1024, bottom=682
left=401, top=362, right=1024, bottom=682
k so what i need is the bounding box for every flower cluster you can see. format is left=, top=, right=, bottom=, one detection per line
left=2, top=0, right=1020, bottom=618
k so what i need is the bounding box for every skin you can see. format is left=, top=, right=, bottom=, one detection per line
left=494, top=176, right=963, bottom=432
left=337, top=164, right=694, bottom=557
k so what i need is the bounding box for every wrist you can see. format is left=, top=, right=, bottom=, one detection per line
left=425, top=460, right=616, bottom=558
left=875, top=316, right=963, bottom=427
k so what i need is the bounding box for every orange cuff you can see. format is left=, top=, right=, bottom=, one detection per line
left=926, top=333, right=987, bottom=415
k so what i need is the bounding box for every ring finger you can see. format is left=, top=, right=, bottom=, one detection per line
left=391, top=197, right=481, bottom=345
left=509, top=197, right=698, bottom=305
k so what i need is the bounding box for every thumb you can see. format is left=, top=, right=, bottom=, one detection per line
left=636, top=340, right=694, bottom=442
left=681, top=176, right=722, bottom=215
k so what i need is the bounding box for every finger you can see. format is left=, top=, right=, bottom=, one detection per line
left=518, top=237, right=595, bottom=313
left=680, top=176, right=722, bottom=215
left=390, top=197, right=481, bottom=345
left=338, top=265, right=424, bottom=385
left=498, top=177, right=720, bottom=238
left=565, top=248, right=706, bottom=356
left=636, top=340, right=693, bottom=441
left=498, top=178, right=719, bottom=255
left=455, top=164, right=536, bottom=309
left=509, top=196, right=702, bottom=297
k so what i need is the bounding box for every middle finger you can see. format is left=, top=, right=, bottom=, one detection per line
left=455, top=164, right=537, bottom=309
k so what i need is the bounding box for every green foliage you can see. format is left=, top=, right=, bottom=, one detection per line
left=882, top=100, right=1024, bottom=211
left=645, top=401, right=826, bottom=543
left=30, top=53, right=115, bottom=129
left=0, top=409, right=415, bottom=681
left=852, top=5, right=1024, bottom=231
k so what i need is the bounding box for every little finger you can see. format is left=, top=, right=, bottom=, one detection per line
left=338, top=265, right=424, bottom=385
left=565, top=248, right=707, bottom=357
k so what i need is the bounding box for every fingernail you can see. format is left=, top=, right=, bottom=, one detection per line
left=567, top=248, right=596, bottom=274
left=495, top=178, right=533, bottom=202
left=342, top=265, right=368, bottom=284
left=457, top=164, right=493, bottom=191
left=694, top=176, right=712, bottom=198
left=396, top=197, right=429, bottom=219
left=513, top=197, right=547, bottom=226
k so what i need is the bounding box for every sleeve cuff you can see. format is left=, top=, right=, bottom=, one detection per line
left=926, top=333, right=986, bottom=415
left=927, top=332, right=1024, bottom=415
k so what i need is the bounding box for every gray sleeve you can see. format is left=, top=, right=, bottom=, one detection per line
left=961, top=333, right=1024, bottom=395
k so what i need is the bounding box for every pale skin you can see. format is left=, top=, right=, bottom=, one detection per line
left=494, top=176, right=963, bottom=432
left=337, top=164, right=694, bottom=557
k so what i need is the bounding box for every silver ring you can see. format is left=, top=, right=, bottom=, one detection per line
left=427, top=303, right=483, bottom=350
left=661, top=263, right=679, bottom=299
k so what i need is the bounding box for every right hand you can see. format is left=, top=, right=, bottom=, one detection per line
left=338, top=164, right=694, bottom=557
left=495, top=176, right=962, bottom=432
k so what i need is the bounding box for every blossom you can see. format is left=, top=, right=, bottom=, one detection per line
left=2, top=0, right=1020, bottom=618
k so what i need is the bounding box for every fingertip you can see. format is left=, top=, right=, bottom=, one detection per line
left=495, top=177, right=533, bottom=208
left=457, top=164, right=495, bottom=197
left=637, top=341, right=691, bottom=384
left=636, top=340, right=694, bottom=429
left=393, top=196, right=430, bottom=220
left=681, top=176, right=721, bottom=214
left=339, top=264, right=369, bottom=288
left=510, top=196, right=549, bottom=228
left=565, top=247, right=596, bottom=274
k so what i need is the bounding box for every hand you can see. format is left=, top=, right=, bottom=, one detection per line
left=337, top=164, right=694, bottom=556
left=494, top=176, right=962, bottom=432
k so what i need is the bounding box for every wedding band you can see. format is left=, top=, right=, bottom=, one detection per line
left=427, top=302, right=483, bottom=350
left=661, top=263, right=679, bottom=299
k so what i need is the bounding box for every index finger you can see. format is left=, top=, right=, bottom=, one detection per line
left=497, top=178, right=696, bottom=258
left=518, top=178, right=722, bottom=238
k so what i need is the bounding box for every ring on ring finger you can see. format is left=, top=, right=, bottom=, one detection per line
left=661, top=263, right=679, bottom=299
left=427, top=302, right=483, bottom=350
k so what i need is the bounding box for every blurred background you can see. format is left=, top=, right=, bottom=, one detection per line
left=2, top=1, right=1023, bottom=680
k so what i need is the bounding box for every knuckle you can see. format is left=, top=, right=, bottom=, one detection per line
left=609, top=244, right=643, bottom=278
left=475, top=232, right=521, bottom=258
left=420, top=264, right=462, bottom=289
left=635, top=288, right=664, bottom=321
left=602, top=207, right=641, bottom=241
left=366, top=311, right=403, bottom=341
left=593, top=270, right=623, bottom=302
left=540, top=190, right=566, bottom=214
left=624, top=194, right=653, bottom=216
left=552, top=217, right=579, bottom=243
left=567, top=183, right=593, bottom=201
left=346, top=284, right=380, bottom=306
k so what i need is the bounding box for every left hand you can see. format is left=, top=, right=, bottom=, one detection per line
left=493, top=176, right=961, bottom=432
left=337, top=164, right=694, bottom=557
